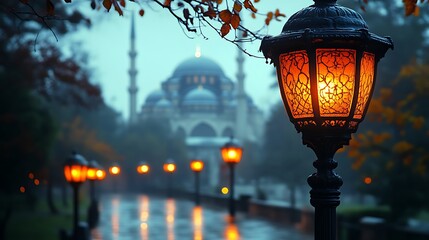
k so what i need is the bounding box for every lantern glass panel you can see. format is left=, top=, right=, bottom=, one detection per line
left=221, top=147, right=243, bottom=164
left=87, top=168, right=97, bottom=180
left=316, top=49, right=356, bottom=117
left=354, top=52, right=375, bottom=119
left=279, top=50, right=313, bottom=119
left=64, top=165, right=88, bottom=183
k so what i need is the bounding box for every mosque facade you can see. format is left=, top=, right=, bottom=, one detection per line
left=127, top=16, right=264, bottom=191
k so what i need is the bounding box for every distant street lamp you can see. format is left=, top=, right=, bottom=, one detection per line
left=137, top=162, right=150, bottom=174
left=260, top=0, right=393, bottom=239
left=86, top=160, right=103, bottom=229
left=163, top=159, right=176, bottom=198
left=220, top=137, right=243, bottom=218
left=109, top=164, right=121, bottom=175
left=190, top=159, right=204, bottom=205
left=64, top=151, right=88, bottom=240
left=109, top=163, right=121, bottom=192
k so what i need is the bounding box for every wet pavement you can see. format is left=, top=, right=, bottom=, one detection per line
left=91, top=194, right=312, bottom=240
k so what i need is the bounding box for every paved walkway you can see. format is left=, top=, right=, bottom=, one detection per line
left=91, top=194, right=312, bottom=240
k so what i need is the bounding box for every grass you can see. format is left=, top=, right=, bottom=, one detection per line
left=2, top=193, right=89, bottom=240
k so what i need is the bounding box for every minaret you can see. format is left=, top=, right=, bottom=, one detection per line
left=235, top=29, right=248, bottom=141
left=128, top=12, right=138, bottom=124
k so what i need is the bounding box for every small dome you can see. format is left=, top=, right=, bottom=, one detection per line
left=154, top=98, right=172, bottom=108
left=145, top=90, right=166, bottom=105
left=183, top=88, right=217, bottom=106
left=173, top=57, right=224, bottom=77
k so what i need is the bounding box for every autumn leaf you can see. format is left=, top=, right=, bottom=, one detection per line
left=103, top=0, right=112, bottom=11
left=120, top=0, right=126, bottom=7
left=64, top=0, right=71, bottom=3
left=46, top=0, right=55, bottom=16
left=251, top=12, right=256, bottom=19
left=233, top=1, right=242, bottom=13
left=220, top=23, right=231, bottom=37
left=217, top=0, right=223, bottom=4
left=219, top=9, right=232, bottom=23
left=164, top=0, right=172, bottom=7
left=139, top=9, right=145, bottom=16
left=403, top=0, right=418, bottom=16
left=203, top=8, right=216, bottom=19
left=231, top=14, right=240, bottom=29
left=274, top=9, right=286, bottom=19
left=243, top=0, right=257, bottom=13
left=265, top=11, right=273, bottom=25
left=242, top=30, right=248, bottom=37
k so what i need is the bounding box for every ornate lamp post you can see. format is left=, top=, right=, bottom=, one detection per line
left=190, top=159, right=204, bottom=206
left=64, top=151, right=88, bottom=240
left=220, top=137, right=243, bottom=218
left=163, top=159, right=176, bottom=198
left=260, top=1, right=393, bottom=239
left=86, top=160, right=103, bottom=229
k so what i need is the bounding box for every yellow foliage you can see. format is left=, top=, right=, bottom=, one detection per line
left=372, top=132, right=391, bottom=144
left=379, top=88, right=392, bottom=100
left=393, top=141, right=414, bottom=154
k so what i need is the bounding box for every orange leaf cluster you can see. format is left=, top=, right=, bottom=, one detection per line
left=219, top=9, right=240, bottom=37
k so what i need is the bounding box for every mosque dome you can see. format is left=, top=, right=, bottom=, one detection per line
left=145, top=90, right=166, bottom=105
left=154, top=98, right=172, bottom=108
left=173, top=57, right=225, bottom=78
left=183, top=88, right=217, bottom=106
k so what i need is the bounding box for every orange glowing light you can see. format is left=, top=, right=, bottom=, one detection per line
left=225, top=223, right=240, bottom=240
left=19, top=186, right=25, bottom=193
left=28, top=172, right=34, bottom=180
left=64, top=165, right=88, bottom=183
left=137, top=164, right=150, bottom=174
left=109, top=166, right=120, bottom=175
left=96, top=169, right=106, bottom=180
left=221, top=187, right=229, bottom=195
left=221, top=147, right=242, bottom=164
left=87, top=167, right=98, bottom=180
left=193, top=206, right=203, bottom=240
left=163, top=163, right=176, bottom=173
left=364, top=177, right=372, bottom=185
left=34, top=179, right=40, bottom=186
left=190, top=160, right=204, bottom=172
left=278, top=49, right=376, bottom=130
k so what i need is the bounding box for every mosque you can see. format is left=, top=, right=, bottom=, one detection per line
left=126, top=15, right=264, bottom=190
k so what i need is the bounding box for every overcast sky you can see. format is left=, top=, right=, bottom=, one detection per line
left=66, top=0, right=313, bottom=120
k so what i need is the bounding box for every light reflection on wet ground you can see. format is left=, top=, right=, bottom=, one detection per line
left=92, top=194, right=311, bottom=240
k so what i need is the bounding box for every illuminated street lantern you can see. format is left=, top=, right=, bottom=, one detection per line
left=221, top=137, right=243, bottom=218
left=163, top=160, right=176, bottom=174
left=95, top=169, right=106, bottom=181
left=190, top=159, right=204, bottom=172
left=63, top=151, right=88, bottom=240
left=137, top=162, right=150, bottom=174
left=64, top=152, right=88, bottom=185
left=109, top=164, right=121, bottom=175
left=260, top=0, right=393, bottom=239
left=190, top=159, right=204, bottom=205
left=164, top=159, right=176, bottom=198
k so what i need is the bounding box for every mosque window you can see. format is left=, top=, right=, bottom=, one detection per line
left=201, top=76, right=206, bottom=84
left=209, top=77, right=215, bottom=84
left=193, top=75, right=199, bottom=83
left=191, top=123, right=216, bottom=137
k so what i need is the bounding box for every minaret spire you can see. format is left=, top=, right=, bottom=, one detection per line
left=235, top=25, right=248, bottom=141
left=128, top=12, right=138, bottom=124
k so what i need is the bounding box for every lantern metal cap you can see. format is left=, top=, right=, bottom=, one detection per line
left=260, top=2, right=393, bottom=63
left=65, top=151, right=88, bottom=167
left=88, top=160, right=100, bottom=169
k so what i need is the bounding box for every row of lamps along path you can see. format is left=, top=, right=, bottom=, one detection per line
left=62, top=136, right=242, bottom=240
